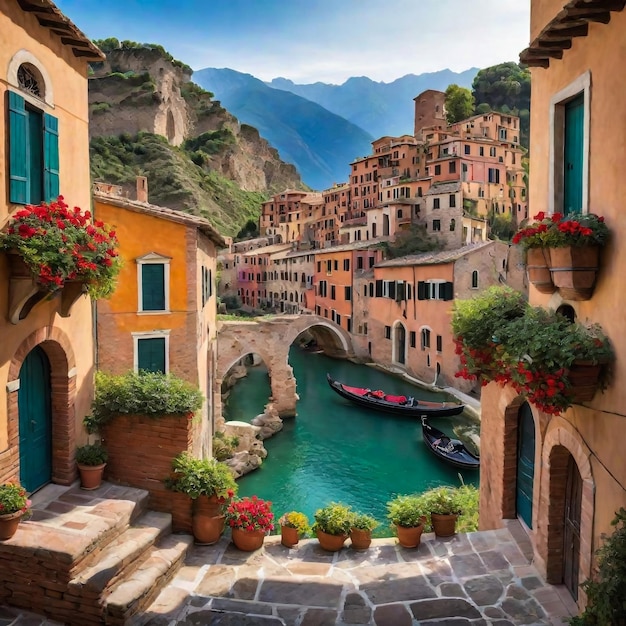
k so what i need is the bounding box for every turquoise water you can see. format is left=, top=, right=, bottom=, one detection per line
left=224, top=347, right=479, bottom=530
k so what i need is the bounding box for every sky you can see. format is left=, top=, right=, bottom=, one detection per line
left=54, top=0, right=530, bottom=85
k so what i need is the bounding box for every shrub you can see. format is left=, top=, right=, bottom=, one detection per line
left=350, top=512, right=379, bottom=532
left=226, top=496, right=274, bottom=533
left=312, top=502, right=353, bottom=536
left=0, top=483, right=31, bottom=516
left=386, top=494, right=429, bottom=529
left=164, top=452, right=237, bottom=500
left=278, top=511, right=310, bottom=536
left=76, top=443, right=108, bottom=466
left=84, top=370, right=204, bottom=433
left=212, top=431, right=240, bottom=461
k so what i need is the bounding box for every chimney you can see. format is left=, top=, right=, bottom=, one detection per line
left=136, top=176, right=148, bottom=203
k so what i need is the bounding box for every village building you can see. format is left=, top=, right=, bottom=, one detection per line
left=480, top=0, right=626, bottom=610
left=0, top=1, right=103, bottom=489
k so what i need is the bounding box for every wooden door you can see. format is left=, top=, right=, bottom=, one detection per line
left=516, top=402, right=535, bottom=528
left=563, top=454, right=582, bottom=600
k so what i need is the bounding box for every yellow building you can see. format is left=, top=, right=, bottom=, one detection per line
left=480, top=0, right=626, bottom=610
left=0, top=0, right=103, bottom=489
left=93, top=180, right=225, bottom=457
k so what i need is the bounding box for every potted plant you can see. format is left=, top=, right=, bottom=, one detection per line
left=278, top=511, right=310, bottom=548
left=76, top=443, right=109, bottom=490
left=0, top=197, right=121, bottom=299
left=422, top=486, right=463, bottom=537
left=0, top=483, right=32, bottom=540
left=386, top=494, right=428, bottom=548
left=225, top=496, right=274, bottom=551
left=349, top=512, right=379, bottom=550
left=165, top=452, right=237, bottom=545
left=312, top=502, right=353, bottom=552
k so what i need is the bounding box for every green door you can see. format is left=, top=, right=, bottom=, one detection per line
left=516, top=402, right=535, bottom=528
left=563, top=94, right=584, bottom=215
left=18, top=347, right=52, bottom=492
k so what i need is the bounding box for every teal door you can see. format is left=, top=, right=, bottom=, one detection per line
left=516, top=402, right=535, bottom=528
left=563, top=94, right=584, bottom=215
left=18, top=347, right=52, bottom=492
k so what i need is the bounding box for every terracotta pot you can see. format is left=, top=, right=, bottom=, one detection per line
left=194, top=494, right=222, bottom=518
left=568, top=360, right=603, bottom=402
left=396, top=524, right=424, bottom=548
left=526, top=248, right=555, bottom=294
left=231, top=528, right=266, bottom=551
left=349, top=528, right=372, bottom=550
left=316, top=529, right=347, bottom=552
left=549, top=246, right=599, bottom=301
left=281, top=525, right=300, bottom=548
left=0, top=511, right=23, bottom=541
left=192, top=513, right=225, bottom=545
left=431, top=513, right=458, bottom=537
left=78, top=463, right=106, bottom=490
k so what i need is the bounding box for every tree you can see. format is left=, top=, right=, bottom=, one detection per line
left=379, top=224, right=439, bottom=259
left=445, top=85, right=474, bottom=124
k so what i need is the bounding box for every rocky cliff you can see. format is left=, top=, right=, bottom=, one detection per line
left=88, top=45, right=304, bottom=236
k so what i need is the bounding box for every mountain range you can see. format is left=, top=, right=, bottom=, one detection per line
left=192, top=67, right=479, bottom=190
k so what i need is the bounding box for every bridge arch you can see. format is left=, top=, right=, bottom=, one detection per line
left=217, top=315, right=354, bottom=420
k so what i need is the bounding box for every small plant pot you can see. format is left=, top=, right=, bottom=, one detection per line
left=349, top=528, right=372, bottom=550
left=77, top=463, right=106, bottom=490
left=231, top=528, right=266, bottom=551
left=194, top=494, right=222, bottom=518
left=431, top=513, right=458, bottom=537
left=396, top=524, right=424, bottom=548
left=526, top=248, right=555, bottom=294
left=281, top=525, right=300, bottom=548
left=0, top=511, right=23, bottom=541
left=316, top=529, right=347, bottom=552
left=192, top=513, right=225, bottom=545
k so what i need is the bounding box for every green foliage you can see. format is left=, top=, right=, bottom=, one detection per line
left=488, top=212, right=517, bottom=242
left=312, top=502, right=353, bottom=536
left=92, top=39, right=192, bottom=73
left=180, top=81, right=214, bottom=100
left=220, top=294, right=243, bottom=310
left=165, top=452, right=237, bottom=499
left=212, top=431, right=240, bottom=461
left=90, top=102, right=111, bottom=115
left=570, top=508, right=626, bottom=625
left=0, top=483, right=31, bottom=516
left=386, top=494, right=429, bottom=528
left=445, top=84, right=474, bottom=124
left=279, top=511, right=311, bottom=536
left=379, top=223, right=439, bottom=259
left=350, top=512, right=379, bottom=532
left=235, top=219, right=260, bottom=241
left=76, top=443, right=108, bottom=466
left=183, top=129, right=235, bottom=156
left=85, top=371, right=203, bottom=433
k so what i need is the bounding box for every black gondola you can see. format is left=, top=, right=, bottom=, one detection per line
left=420, top=416, right=480, bottom=470
left=326, top=373, right=465, bottom=417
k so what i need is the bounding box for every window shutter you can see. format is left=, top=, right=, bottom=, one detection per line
left=137, top=337, right=166, bottom=373
left=417, top=281, right=427, bottom=300
left=395, top=281, right=405, bottom=302
left=9, top=92, right=28, bottom=204
left=43, top=113, right=60, bottom=201
left=375, top=280, right=383, bottom=297
left=388, top=281, right=396, bottom=300
left=142, top=264, right=166, bottom=310
left=442, top=282, right=454, bottom=301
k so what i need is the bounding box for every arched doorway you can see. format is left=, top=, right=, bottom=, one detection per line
left=394, top=323, right=406, bottom=365
left=516, top=402, right=535, bottom=528
left=18, top=346, right=52, bottom=491
left=563, top=454, right=582, bottom=600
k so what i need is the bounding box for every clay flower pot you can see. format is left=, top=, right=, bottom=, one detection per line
left=430, top=513, right=459, bottom=537
left=316, top=529, right=347, bottom=552
left=192, top=513, right=225, bottom=545
left=349, top=528, right=373, bottom=550
left=77, top=463, right=106, bottom=490
left=0, top=511, right=23, bottom=541
left=231, top=528, right=266, bottom=551
left=396, top=524, right=425, bottom=548
left=549, top=245, right=600, bottom=301
left=281, top=525, right=300, bottom=548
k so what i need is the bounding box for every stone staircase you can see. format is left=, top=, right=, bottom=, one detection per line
left=0, top=482, right=193, bottom=625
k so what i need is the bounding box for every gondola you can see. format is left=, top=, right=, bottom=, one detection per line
left=420, top=416, right=480, bottom=470
left=326, top=373, right=465, bottom=417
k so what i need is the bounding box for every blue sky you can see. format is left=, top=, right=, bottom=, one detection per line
left=55, top=0, right=530, bottom=84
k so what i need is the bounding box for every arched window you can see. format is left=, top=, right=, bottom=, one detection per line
left=450, top=218, right=456, bottom=231
left=471, top=270, right=479, bottom=289
left=17, top=63, right=44, bottom=98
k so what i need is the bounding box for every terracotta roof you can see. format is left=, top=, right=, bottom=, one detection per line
left=93, top=190, right=226, bottom=247
left=376, top=241, right=494, bottom=267
left=425, top=181, right=462, bottom=195
left=16, top=0, right=105, bottom=61
left=314, top=240, right=387, bottom=255
left=520, top=0, right=626, bottom=68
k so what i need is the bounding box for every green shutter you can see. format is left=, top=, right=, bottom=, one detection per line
left=137, top=337, right=166, bottom=374
left=141, top=264, right=165, bottom=311
left=442, top=282, right=454, bottom=301
left=43, top=113, right=60, bottom=202
left=417, top=281, right=427, bottom=300
left=564, top=95, right=584, bottom=215
left=8, top=92, right=28, bottom=204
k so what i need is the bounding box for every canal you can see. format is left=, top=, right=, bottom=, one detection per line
left=224, top=346, right=479, bottom=532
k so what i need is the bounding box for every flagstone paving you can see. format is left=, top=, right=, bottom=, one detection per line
left=0, top=520, right=578, bottom=626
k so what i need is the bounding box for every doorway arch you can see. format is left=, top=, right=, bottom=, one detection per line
left=516, top=402, right=535, bottom=528
left=393, top=322, right=406, bottom=365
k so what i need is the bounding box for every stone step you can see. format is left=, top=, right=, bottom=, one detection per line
left=102, top=534, right=194, bottom=625
left=68, top=510, right=172, bottom=596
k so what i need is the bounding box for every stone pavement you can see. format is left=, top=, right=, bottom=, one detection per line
left=1, top=521, right=578, bottom=626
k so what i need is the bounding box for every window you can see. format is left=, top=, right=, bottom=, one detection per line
left=357, top=256, right=364, bottom=270
left=448, top=161, right=456, bottom=174
left=8, top=90, right=59, bottom=204
left=134, top=332, right=169, bottom=374
left=450, top=218, right=456, bottom=231
left=326, top=260, right=332, bottom=273
left=317, top=261, right=321, bottom=272
left=343, top=259, right=350, bottom=271
left=368, top=257, right=375, bottom=268
left=434, top=164, right=441, bottom=175
left=479, top=146, right=484, bottom=157
left=384, top=325, right=391, bottom=339
left=421, top=328, right=431, bottom=350
left=201, top=266, right=213, bottom=306
left=137, top=254, right=170, bottom=312
left=331, top=285, right=336, bottom=300
left=471, top=270, right=479, bottom=289
left=488, top=168, right=500, bottom=184
left=499, top=128, right=507, bottom=141
left=433, top=198, right=440, bottom=209
left=334, top=260, right=339, bottom=271
left=490, top=147, right=497, bottom=157
left=464, top=145, right=470, bottom=155
left=344, top=286, right=352, bottom=301
left=410, top=331, right=416, bottom=348
left=449, top=194, right=456, bottom=208
left=432, top=219, right=441, bottom=231
left=347, top=318, right=352, bottom=333
left=417, top=281, right=454, bottom=301
left=436, top=335, right=443, bottom=352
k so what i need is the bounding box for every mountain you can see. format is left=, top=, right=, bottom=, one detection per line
left=192, top=68, right=374, bottom=190
left=268, top=69, right=479, bottom=139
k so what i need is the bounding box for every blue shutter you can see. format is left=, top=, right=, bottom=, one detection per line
left=43, top=113, right=60, bottom=201
left=564, top=95, right=584, bottom=215
left=137, top=338, right=166, bottom=374
left=8, top=92, right=28, bottom=204
left=141, top=264, right=165, bottom=311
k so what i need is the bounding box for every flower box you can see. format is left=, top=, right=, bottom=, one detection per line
left=549, top=246, right=600, bottom=301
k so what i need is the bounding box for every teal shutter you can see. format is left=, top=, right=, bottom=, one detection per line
left=141, top=264, right=165, bottom=310
left=137, top=338, right=166, bottom=373
left=43, top=113, right=60, bottom=201
left=8, top=92, right=28, bottom=204
left=564, top=95, right=584, bottom=215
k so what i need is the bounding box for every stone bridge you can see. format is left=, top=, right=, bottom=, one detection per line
left=216, top=315, right=354, bottom=420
